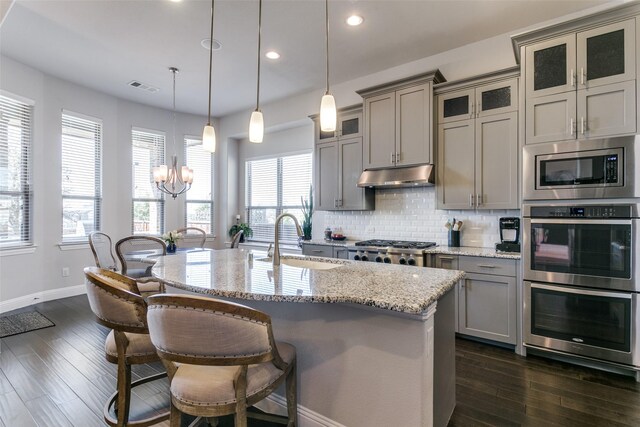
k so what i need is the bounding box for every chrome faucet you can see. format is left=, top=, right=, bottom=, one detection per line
left=273, top=213, right=303, bottom=266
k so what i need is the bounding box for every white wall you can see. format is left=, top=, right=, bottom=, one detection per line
left=0, top=55, right=215, bottom=309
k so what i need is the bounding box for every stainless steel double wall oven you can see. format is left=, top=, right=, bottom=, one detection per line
left=523, top=135, right=640, bottom=371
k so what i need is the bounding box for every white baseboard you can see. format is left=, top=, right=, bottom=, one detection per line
left=254, top=393, right=346, bottom=427
left=0, top=284, right=86, bottom=314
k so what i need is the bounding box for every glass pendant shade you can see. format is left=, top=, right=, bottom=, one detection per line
left=320, top=93, right=337, bottom=132
left=202, top=124, right=216, bottom=153
left=249, top=110, right=264, bottom=143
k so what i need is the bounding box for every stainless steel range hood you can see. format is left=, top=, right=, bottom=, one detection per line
left=357, top=164, right=435, bottom=188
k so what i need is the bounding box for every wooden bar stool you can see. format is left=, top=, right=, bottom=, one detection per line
left=84, top=267, right=170, bottom=427
left=146, top=294, right=297, bottom=427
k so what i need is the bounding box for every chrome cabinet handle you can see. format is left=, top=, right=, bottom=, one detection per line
left=470, top=102, right=474, bottom=118
left=581, top=68, right=586, bottom=86
left=396, top=151, right=400, bottom=163
left=571, top=69, right=576, bottom=87
left=477, top=194, right=483, bottom=206
left=469, top=193, right=474, bottom=208
left=581, top=117, right=586, bottom=135
left=311, top=250, right=324, bottom=253
left=476, top=101, right=481, bottom=118
left=439, top=256, right=455, bottom=260
left=477, top=264, right=497, bottom=268
left=570, top=118, right=575, bottom=136
left=338, top=199, right=343, bottom=207
left=390, top=152, right=395, bottom=164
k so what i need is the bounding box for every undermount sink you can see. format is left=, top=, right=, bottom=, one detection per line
left=257, top=257, right=344, bottom=270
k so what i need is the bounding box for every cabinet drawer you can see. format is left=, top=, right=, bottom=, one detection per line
left=302, top=244, right=334, bottom=258
left=458, top=256, right=516, bottom=276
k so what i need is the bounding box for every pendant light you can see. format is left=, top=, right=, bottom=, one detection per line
left=153, top=67, right=194, bottom=199
left=202, top=0, right=216, bottom=152
left=320, top=0, right=336, bottom=132
left=249, top=0, right=264, bottom=143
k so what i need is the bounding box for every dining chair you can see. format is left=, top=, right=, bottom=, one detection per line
left=84, top=267, right=169, bottom=427
left=230, top=230, right=244, bottom=249
left=175, top=227, right=206, bottom=249
left=89, top=231, right=119, bottom=272
left=146, top=294, right=297, bottom=427
left=115, top=236, right=166, bottom=295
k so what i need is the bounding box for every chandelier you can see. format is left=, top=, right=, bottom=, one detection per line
left=153, top=67, right=193, bottom=199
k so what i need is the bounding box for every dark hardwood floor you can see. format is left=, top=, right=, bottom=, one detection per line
left=1, top=295, right=640, bottom=426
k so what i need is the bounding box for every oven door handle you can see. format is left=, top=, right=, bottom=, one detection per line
left=529, top=218, right=632, bottom=225
left=530, top=282, right=632, bottom=299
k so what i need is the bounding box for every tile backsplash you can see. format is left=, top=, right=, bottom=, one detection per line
left=313, top=187, right=520, bottom=248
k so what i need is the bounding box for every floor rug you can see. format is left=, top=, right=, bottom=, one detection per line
left=0, top=311, right=55, bottom=338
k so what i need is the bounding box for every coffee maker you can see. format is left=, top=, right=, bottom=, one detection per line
left=496, top=217, right=520, bottom=253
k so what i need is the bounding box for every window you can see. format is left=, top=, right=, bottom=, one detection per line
left=245, top=152, right=312, bottom=243
left=132, top=128, right=164, bottom=235
left=61, top=112, right=102, bottom=242
left=0, top=94, right=32, bottom=246
left=185, top=137, right=213, bottom=234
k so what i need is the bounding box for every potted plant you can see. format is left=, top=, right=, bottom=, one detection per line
left=162, top=230, right=183, bottom=253
left=229, top=222, right=253, bottom=243
left=301, top=185, right=313, bottom=241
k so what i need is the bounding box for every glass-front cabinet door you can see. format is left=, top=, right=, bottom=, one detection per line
left=577, top=19, right=636, bottom=90
left=525, top=34, right=576, bottom=98
left=317, top=110, right=362, bottom=143
left=476, top=79, right=518, bottom=118
left=437, top=88, right=475, bottom=123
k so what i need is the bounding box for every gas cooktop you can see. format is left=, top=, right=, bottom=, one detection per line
left=353, top=240, right=437, bottom=249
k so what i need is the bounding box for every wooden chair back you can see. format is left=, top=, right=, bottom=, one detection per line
left=115, top=236, right=166, bottom=277
left=230, top=230, right=244, bottom=248
left=175, top=227, right=206, bottom=248
left=84, top=267, right=147, bottom=333
left=146, top=294, right=285, bottom=368
left=88, top=231, right=119, bottom=271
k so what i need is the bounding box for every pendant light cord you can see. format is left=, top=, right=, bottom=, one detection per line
left=325, top=0, right=330, bottom=94
left=207, top=0, right=215, bottom=125
left=255, top=0, right=262, bottom=111
left=172, top=68, right=177, bottom=156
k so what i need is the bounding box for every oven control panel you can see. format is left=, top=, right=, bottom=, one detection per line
left=530, top=205, right=632, bottom=218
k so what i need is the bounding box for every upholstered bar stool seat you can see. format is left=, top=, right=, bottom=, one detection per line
left=84, top=267, right=169, bottom=427
left=170, top=342, right=295, bottom=409
left=146, top=294, right=298, bottom=427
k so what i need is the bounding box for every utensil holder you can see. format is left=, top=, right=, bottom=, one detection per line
left=448, top=230, right=460, bottom=247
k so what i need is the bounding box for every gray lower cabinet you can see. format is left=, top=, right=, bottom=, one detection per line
left=302, top=244, right=349, bottom=259
left=432, top=254, right=518, bottom=345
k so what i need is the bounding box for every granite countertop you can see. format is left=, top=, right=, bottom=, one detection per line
left=425, top=246, right=521, bottom=260
left=303, top=240, right=521, bottom=260
left=151, top=249, right=464, bottom=315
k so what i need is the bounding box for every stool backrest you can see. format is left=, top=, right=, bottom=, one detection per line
left=115, top=235, right=166, bottom=276
left=89, top=231, right=119, bottom=271
left=175, top=227, right=206, bottom=248
left=230, top=230, right=244, bottom=248
left=84, top=267, right=147, bottom=333
left=147, top=294, right=280, bottom=366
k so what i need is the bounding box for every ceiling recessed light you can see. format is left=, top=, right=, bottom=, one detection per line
left=168, top=0, right=182, bottom=3
left=346, top=15, right=364, bottom=26
left=200, top=38, right=222, bottom=51
left=265, top=51, right=280, bottom=60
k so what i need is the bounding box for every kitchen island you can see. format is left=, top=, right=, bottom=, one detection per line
left=152, top=249, right=464, bottom=427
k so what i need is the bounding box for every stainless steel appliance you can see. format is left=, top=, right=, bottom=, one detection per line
left=347, top=240, right=437, bottom=266
left=523, top=202, right=640, bottom=370
left=522, top=135, right=640, bottom=200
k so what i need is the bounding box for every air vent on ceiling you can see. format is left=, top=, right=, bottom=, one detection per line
left=127, top=80, right=160, bottom=93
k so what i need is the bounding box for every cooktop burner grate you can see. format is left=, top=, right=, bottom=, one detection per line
left=354, top=240, right=437, bottom=249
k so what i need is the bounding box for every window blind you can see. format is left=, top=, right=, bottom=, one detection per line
left=132, top=128, right=165, bottom=235
left=61, top=111, right=102, bottom=242
left=0, top=95, right=32, bottom=246
left=185, top=137, right=213, bottom=234
left=246, top=152, right=312, bottom=243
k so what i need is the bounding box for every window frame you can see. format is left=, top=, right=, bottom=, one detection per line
left=0, top=92, right=34, bottom=249
left=184, top=135, right=214, bottom=235
left=245, top=150, right=312, bottom=244
left=60, top=110, right=103, bottom=243
left=131, top=127, right=165, bottom=236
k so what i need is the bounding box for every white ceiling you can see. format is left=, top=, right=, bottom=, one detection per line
left=1, top=0, right=612, bottom=118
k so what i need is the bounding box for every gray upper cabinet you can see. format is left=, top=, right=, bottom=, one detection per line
left=358, top=70, right=445, bottom=170
left=311, top=106, right=374, bottom=211
left=521, top=17, right=637, bottom=144
left=436, top=73, right=519, bottom=210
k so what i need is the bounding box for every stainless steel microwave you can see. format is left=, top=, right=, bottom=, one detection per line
left=523, top=136, right=640, bottom=200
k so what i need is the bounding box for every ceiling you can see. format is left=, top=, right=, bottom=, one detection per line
left=1, top=0, right=612, bottom=118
